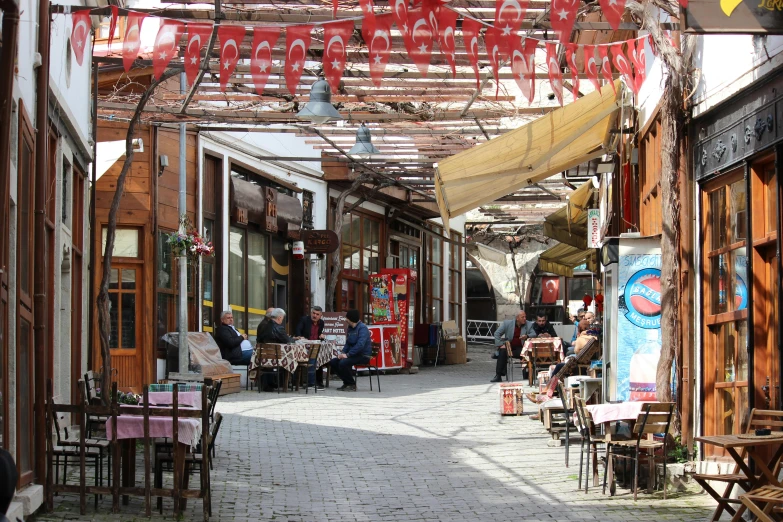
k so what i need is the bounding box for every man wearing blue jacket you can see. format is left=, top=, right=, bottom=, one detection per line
left=331, top=309, right=372, bottom=391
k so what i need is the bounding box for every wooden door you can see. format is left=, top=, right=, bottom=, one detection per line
left=108, top=265, right=142, bottom=389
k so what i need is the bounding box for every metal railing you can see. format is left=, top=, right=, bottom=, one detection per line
left=466, top=320, right=503, bottom=345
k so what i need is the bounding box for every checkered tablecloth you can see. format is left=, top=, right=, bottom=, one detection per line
left=521, top=338, right=564, bottom=361
left=106, top=406, right=202, bottom=448
left=249, top=341, right=340, bottom=379
left=148, top=383, right=204, bottom=392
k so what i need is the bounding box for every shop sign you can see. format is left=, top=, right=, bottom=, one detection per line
left=587, top=209, right=601, bottom=248
left=322, top=312, right=348, bottom=346
left=234, top=207, right=248, bottom=225
left=264, top=187, right=278, bottom=233
left=302, top=229, right=339, bottom=254
left=684, top=0, right=783, bottom=34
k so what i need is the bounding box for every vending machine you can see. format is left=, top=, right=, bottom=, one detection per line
left=368, top=268, right=417, bottom=369
left=601, top=236, right=662, bottom=403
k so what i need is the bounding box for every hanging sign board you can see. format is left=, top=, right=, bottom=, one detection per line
left=683, top=0, right=783, bottom=34
left=302, top=229, right=339, bottom=254
left=587, top=209, right=601, bottom=249
left=322, top=312, right=348, bottom=346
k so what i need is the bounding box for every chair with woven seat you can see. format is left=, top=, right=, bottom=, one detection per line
left=354, top=343, right=381, bottom=392
left=574, top=397, right=608, bottom=493
left=694, top=408, right=782, bottom=521
left=603, top=402, right=675, bottom=501
left=253, top=344, right=285, bottom=394
left=527, top=340, right=556, bottom=386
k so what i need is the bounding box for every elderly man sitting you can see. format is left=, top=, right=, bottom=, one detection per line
left=214, top=310, right=254, bottom=365
left=258, top=308, right=296, bottom=345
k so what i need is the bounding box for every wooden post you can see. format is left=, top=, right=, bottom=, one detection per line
left=79, top=383, right=86, bottom=514
left=143, top=386, right=151, bottom=517
left=202, top=384, right=210, bottom=521
left=45, top=380, right=53, bottom=511
left=111, top=382, right=119, bottom=513
left=173, top=385, right=180, bottom=517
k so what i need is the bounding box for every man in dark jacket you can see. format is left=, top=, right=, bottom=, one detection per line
left=0, top=448, right=17, bottom=522
left=214, top=310, right=253, bottom=365
left=330, top=309, right=372, bottom=391
left=532, top=311, right=558, bottom=338
left=257, top=308, right=295, bottom=345
left=295, top=306, right=326, bottom=389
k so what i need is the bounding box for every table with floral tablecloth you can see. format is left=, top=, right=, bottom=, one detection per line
left=249, top=341, right=339, bottom=380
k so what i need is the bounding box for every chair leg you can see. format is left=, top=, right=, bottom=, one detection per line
left=578, top=439, right=584, bottom=490
left=368, top=367, right=373, bottom=391
left=375, top=366, right=381, bottom=392
left=603, top=444, right=611, bottom=495
left=632, top=449, right=639, bottom=502
left=662, top=442, right=668, bottom=500
left=564, top=423, right=570, bottom=468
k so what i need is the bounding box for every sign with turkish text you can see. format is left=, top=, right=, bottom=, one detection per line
left=302, top=229, right=339, bottom=253
left=264, top=187, right=278, bottom=233
left=587, top=208, right=601, bottom=248
left=322, top=312, right=348, bottom=346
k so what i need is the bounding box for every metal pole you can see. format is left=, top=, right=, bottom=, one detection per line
left=178, top=73, right=189, bottom=372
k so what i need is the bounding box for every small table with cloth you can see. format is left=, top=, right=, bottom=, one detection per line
left=249, top=341, right=339, bottom=390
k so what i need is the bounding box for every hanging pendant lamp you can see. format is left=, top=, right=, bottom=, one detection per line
left=296, top=78, right=342, bottom=124
left=348, top=123, right=380, bottom=157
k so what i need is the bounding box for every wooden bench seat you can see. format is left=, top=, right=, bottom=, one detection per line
left=209, top=374, right=241, bottom=395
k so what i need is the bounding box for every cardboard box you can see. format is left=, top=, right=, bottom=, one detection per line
left=444, top=336, right=467, bottom=365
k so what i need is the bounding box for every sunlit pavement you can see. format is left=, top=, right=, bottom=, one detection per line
left=37, top=345, right=717, bottom=521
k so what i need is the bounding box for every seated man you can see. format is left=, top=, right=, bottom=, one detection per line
left=257, top=308, right=295, bottom=345
left=330, top=309, right=371, bottom=391
left=295, top=306, right=326, bottom=389
left=254, top=307, right=275, bottom=345
left=0, top=448, right=17, bottom=522
left=491, top=310, right=536, bottom=383
left=214, top=310, right=254, bottom=366
left=532, top=311, right=558, bottom=338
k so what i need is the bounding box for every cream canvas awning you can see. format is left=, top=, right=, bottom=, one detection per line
left=542, top=180, right=595, bottom=250
left=538, top=242, right=598, bottom=278
left=435, top=81, right=623, bottom=229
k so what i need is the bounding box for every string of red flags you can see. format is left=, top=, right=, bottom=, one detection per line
left=71, top=4, right=660, bottom=106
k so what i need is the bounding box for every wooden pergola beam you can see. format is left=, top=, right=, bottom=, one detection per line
left=179, top=0, right=221, bottom=113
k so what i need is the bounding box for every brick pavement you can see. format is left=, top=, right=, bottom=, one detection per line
left=35, top=345, right=718, bottom=521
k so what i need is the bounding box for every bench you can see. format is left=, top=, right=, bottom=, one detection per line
left=210, top=373, right=241, bottom=395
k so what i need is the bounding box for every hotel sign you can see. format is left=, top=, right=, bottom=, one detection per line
left=302, top=229, right=339, bottom=254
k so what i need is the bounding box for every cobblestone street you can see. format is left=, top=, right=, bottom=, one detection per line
left=37, top=346, right=717, bottom=521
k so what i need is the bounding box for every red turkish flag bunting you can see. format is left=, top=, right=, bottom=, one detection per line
left=437, top=8, right=458, bottom=78
left=333, top=0, right=339, bottom=19
left=359, top=0, right=376, bottom=36
left=403, top=9, right=434, bottom=77
left=251, top=27, right=280, bottom=95
left=323, top=21, right=354, bottom=91
left=70, top=11, right=92, bottom=66
left=423, top=0, right=440, bottom=53
left=550, top=0, right=578, bottom=43
left=461, top=18, right=482, bottom=89
left=494, top=0, right=528, bottom=57
left=598, top=45, right=615, bottom=94
left=391, top=0, right=408, bottom=35
left=107, top=5, right=119, bottom=49
left=218, top=25, right=246, bottom=92
left=583, top=44, right=600, bottom=91
left=285, top=25, right=313, bottom=95
left=362, top=13, right=394, bottom=87
left=511, top=37, right=536, bottom=104
left=611, top=42, right=633, bottom=94
left=546, top=42, right=563, bottom=106
left=184, top=23, right=214, bottom=85
left=565, top=43, right=579, bottom=100
left=153, top=20, right=184, bottom=80
left=484, top=26, right=502, bottom=99
left=122, top=12, right=147, bottom=72
left=598, top=0, right=626, bottom=31
left=633, top=37, right=647, bottom=94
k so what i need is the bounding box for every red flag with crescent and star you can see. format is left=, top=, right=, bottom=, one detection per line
left=550, top=0, right=578, bottom=43
left=494, top=0, right=528, bottom=57
left=598, top=0, right=626, bottom=30
left=107, top=5, right=119, bottom=49
left=583, top=44, right=600, bottom=91
left=153, top=20, right=185, bottom=80
left=423, top=0, right=441, bottom=53
left=362, top=13, right=394, bottom=87
left=359, top=0, right=376, bottom=36
left=285, top=25, right=313, bottom=95
left=70, top=11, right=92, bottom=66
left=484, top=26, right=502, bottom=99
left=218, top=25, right=247, bottom=92
left=403, top=8, right=434, bottom=78
left=184, top=23, right=214, bottom=85
left=541, top=276, right=560, bottom=304
left=629, top=37, right=647, bottom=94
left=122, top=12, right=148, bottom=72
left=390, top=0, right=408, bottom=36
left=511, top=37, right=536, bottom=104
left=598, top=45, right=615, bottom=94
left=461, top=18, right=482, bottom=89
left=546, top=42, right=563, bottom=106
left=250, top=27, right=280, bottom=95
left=565, top=43, right=579, bottom=100
left=611, top=42, right=633, bottom=93
left=322, top=20, right=354, bottom=91
left=437, top=7, right=458, bottom=78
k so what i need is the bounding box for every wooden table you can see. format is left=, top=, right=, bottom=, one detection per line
left=697, top=434, right=783, bottom=490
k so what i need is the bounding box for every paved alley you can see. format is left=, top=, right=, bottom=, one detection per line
left=37, top=346, right=717, bottom=521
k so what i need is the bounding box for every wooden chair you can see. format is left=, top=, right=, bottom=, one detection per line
left=207, top=380, right=222, bottom=423
left=528, top=340, right=556, bottom=386
left=735, top=485, right=783, bottom=522
left=254, top=344, right=284, bottom=394
left=549, top=381, right=579, bottom=467
left=602, top=402, right=675, bottom=501
left=298, top=343, right=322, bottom=394
left=695, top=408, right=783, bottom=521
left=83, top=369, right=114, bottom=437
left=354, top=343, right=381, bottom=392
left=574, top=397, right=608, bottom=493
left=503, top=341, right=516, bottom=382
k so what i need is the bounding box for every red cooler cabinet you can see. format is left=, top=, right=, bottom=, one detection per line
left=370, top=268, right=417, bottom=368
left=367, top=324, right=404, bottom=371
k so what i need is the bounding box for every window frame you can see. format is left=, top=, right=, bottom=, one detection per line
left=425, top=225, right=444, bottom=324
left=448, top=231, right=463, bottom=330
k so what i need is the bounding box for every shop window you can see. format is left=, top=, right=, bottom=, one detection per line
left=102, top=228, right=140, bottom=258
left=449, top=231, right=463, bottom=329
left=426, top=225, right=444, bottom=323
left=228, top=226, right=268, bottom=339
left=109, top=267, right=139, bottom=349
left=336, top=207, right=382, bottom=322
left=201, top=219, right=215, bottom=332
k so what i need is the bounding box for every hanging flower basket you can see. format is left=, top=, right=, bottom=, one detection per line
left=166, top=216, right=214, bottom=260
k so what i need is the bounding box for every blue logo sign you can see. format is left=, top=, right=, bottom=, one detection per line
left=623, top=268, right=662, bottom=329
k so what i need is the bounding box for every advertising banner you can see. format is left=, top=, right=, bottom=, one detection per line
left=616, top=243, right=662, bottom=402
left=369, top=273, right=395, bottom=324
left=587, top=209, right=601, bottom=248
left=321, top=312, right=348, bottom=346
